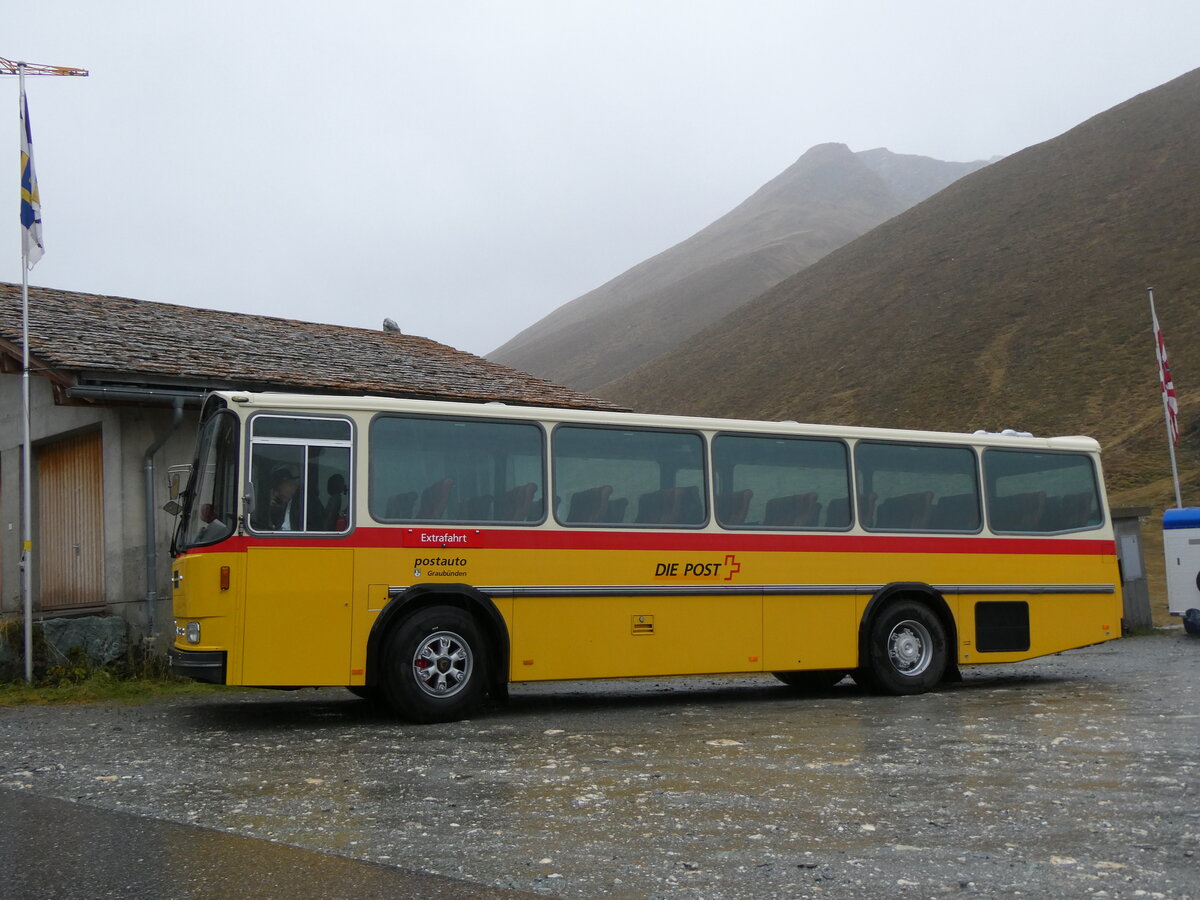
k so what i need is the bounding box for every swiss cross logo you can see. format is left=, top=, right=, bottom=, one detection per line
left=723, top=554, right=741, bottom=581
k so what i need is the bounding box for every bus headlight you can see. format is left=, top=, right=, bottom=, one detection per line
left=185, top=621, right=201, bottom=644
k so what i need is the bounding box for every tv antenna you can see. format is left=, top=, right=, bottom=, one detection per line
left=0, top=56, right=89, bottom=77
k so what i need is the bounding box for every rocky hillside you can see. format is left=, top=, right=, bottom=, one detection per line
left=489, top=145, right=988, bottom=390
left=600, top=68, right=1200, bottom=505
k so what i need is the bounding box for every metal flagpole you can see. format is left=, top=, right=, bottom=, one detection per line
left=1149, top=287, right=1183, bottom=509
left=19, top=62, right=34, bottom=682
left=5, top=56, right=87, bottom=682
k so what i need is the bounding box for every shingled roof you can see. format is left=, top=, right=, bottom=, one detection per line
left=0, top=282, right=623, bottom=410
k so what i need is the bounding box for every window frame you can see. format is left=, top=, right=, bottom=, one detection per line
left=245, top=411, right=356, bottom=537
left=551, top=422, right=710, bottom=529
left=982, top=447, right=1105, bottom=535
left=711, top=431, right=854, bottom=532
left=367, top=412, right=549, bottom=526
left=853, top=439, right=984, bottom=535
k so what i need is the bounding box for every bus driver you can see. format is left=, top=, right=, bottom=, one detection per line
left=264, top=467, right=302, bottom=531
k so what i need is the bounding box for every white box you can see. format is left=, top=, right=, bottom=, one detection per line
left=1163, top=507, right=1200, bottom=634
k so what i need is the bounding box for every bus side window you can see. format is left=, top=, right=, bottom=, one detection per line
left=553, top=426, right=706, bottom=528
left=250, top=449, right=304, bottom=532
left=855, top=442, right=979, bottom=533
left=309, top=444, right=352, bottom=533
left=984, top=450, right=1101, bottom=533
left=711, top=434, right=851, bottom=531
left=248, top=415, right=353, bottom=534
left=368, top=415, right=546, bottom=525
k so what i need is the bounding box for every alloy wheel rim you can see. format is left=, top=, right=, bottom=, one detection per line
left=412, top=630, right=472, bottom=698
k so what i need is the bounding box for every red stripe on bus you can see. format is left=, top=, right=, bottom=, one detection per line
left=180, top=527, right=1115, bottom=557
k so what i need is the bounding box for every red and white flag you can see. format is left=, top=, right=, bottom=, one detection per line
left=1153, top=302, right=1179, bottom=445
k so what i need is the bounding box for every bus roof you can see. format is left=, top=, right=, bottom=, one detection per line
left=210, top=390, right=1103, bottom=454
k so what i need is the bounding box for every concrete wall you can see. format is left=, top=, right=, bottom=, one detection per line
left=1112, top=507, right=1153, bottom=631
left=0, top=374, right=200, bottom=648
left=107, top=402, right=202, bottom=645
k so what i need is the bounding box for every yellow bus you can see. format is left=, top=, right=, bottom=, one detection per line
left=168, top=391, right=1122, bottom=722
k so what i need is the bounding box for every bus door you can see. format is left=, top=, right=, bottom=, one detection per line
left=241, top=414, right=356, bottom=686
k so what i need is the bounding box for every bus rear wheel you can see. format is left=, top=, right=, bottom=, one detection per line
left=860, top=600, right=947, bottom=695
left=381, top=606, right=488, bottom=723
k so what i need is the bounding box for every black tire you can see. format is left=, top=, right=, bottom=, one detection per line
left=773, top=670, right=847, bottom=690
left=346, top=685, right=379, bottom=702
left=859, top=600, right=947, bottom=695
left=1183, top=609, right=1200, bottom=636
left=381, top=605, right=488, bottom=723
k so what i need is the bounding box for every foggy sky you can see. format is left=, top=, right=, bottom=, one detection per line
left=7, top=1, right=1200, bottom=357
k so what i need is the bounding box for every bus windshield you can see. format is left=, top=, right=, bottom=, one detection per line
left=177, top=409, right=239, bottom=552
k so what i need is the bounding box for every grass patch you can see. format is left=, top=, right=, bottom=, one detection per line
left=0, top=670, right=226, bottom=706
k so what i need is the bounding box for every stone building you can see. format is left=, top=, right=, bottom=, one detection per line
left=0, top=282, right=615, bottom=651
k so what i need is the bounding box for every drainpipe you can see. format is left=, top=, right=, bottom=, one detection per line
left=144, top=398, right=184, bottom=646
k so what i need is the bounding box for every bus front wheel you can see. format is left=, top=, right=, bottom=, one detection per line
left=382, top=606, right=488, bottom=723
left=860, top=600, right=947, bottom=695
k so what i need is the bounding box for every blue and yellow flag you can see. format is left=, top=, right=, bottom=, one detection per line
left=20, top=88, right=43, bottom=269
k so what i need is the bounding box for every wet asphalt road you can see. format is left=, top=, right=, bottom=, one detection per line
left=0, top=632, right=1197, bottom=899
left=0, top=788, right=526, bottom=899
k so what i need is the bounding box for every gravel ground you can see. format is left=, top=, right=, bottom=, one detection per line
left=1, top=632, right=1197, bottom=898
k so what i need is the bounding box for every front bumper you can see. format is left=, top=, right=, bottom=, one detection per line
left=167, top=647, right=227, bottom=684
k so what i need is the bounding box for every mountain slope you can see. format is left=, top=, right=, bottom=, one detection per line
left=600, top=68, right=1200, bottom=498
left=490, top=144, right=988, bottom=390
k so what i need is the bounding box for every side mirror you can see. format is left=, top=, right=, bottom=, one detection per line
left=166, top=464, right=192, bottom=500
left=162, top=500, right=182, bottom=516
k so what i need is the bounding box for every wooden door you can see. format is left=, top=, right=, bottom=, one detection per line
left=37, top=430, right=105, bottom=610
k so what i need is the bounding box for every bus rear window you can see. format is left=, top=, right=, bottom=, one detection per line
left=984, top=450, right=1102, bottom=533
